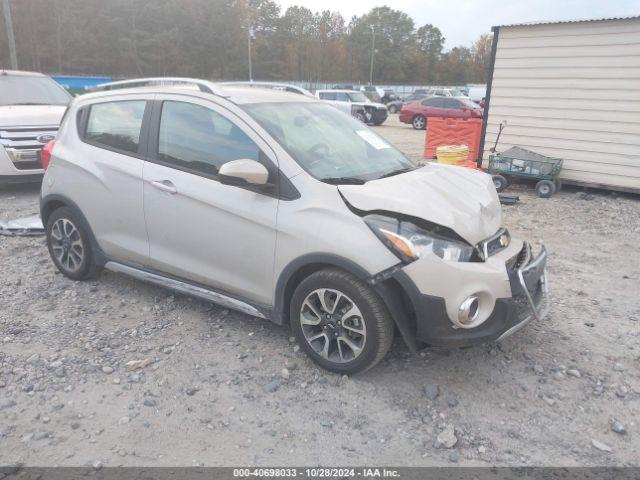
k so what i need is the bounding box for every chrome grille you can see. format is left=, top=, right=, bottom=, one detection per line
left=0, top=125, right=58, bottom=170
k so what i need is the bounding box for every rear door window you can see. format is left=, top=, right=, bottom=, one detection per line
left=444, top=99, right=462, bottom=109
left=423, top=98, right=445, bottom=107
left=157, top=101, right=260, bottom=179
left=319, top=92, right=336, bottom=100
left=85, top=101, right=146, bottom=155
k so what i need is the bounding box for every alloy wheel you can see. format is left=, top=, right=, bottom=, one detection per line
left=299, top=288, right=366, bottom=363
left=50, top=218, right=84, bottom=273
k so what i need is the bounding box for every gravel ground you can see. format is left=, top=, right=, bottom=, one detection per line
left=1, top=116, right=639, bottom=467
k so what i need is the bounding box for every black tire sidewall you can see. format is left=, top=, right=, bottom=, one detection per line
left=412, top=115, right=426, bottom=130
left=290, top=270, right=391, bottom=374
left=46, top=207, right=96, bottom=280
left=493, top=175, right=508, bottom=192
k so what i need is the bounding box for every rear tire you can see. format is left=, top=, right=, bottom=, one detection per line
left=290, top=268, right=394, bottom=374
left=388, top=104, right=398, bottom=114
left=46, top=207, right=101, bottom=280
left=412, top=115, right=426, bottom=130
left=535, top=179, right=556, bottom=198
left=492, top=174, right=509, bottom=192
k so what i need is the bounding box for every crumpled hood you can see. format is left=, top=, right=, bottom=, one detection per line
left=338, top=164, right=502, bottom=245
left=0, top=105, right=67, bottom=127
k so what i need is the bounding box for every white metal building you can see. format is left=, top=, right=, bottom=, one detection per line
left=480, top=16, right=640, bottom=193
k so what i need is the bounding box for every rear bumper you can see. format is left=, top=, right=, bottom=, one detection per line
left=389, top=242, right=549, bottom=348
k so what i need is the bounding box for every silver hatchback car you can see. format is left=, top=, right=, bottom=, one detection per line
left=41, top=79, right=549, bottom=373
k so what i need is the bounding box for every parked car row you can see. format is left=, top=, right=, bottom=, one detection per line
left=1, top=74, right=397, bottom=188
left=0, top=70, right=491, bottom=189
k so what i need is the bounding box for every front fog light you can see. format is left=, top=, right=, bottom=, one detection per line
left=458, top=295, right=480, bottom=325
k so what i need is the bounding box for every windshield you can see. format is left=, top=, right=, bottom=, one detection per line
left=0, top=75, right=71, bottom=106
left=243, top=102, right=415, bottom=183
left=347, top=92, right=369, bottom=103
left=459, top=98, right=481, bottom=108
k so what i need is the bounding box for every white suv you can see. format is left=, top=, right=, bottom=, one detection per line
left=0, top=70, right=71, bottom=184
left=315, top=89, right=388, bottom=126
left=40, top=80, right=549, bottom=373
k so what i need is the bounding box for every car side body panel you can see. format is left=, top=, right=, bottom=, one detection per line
left=41, top=93, right=154, bottom=266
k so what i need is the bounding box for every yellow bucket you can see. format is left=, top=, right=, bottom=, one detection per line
left=436, top=145, right=469, bottom=165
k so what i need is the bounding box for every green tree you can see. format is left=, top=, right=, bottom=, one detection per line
left=0, top=0, right=492, bottom=84
left=470, top=33, right=493, bottom=83
left=415, top=24, right=444, bottom=83
left=437, top=46, right=472, bottom=84
left=347, top=6, right=415, bottom=83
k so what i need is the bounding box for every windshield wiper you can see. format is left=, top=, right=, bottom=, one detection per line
left=321, top=177, right=366, bottom=185
left=377, top=167, right=416, bottom=179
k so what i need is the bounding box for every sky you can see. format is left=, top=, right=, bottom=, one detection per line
left=277, top=0, right=640, bottom=48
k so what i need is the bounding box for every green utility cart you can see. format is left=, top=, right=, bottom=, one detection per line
left=487, top=122, right=564, bottom=198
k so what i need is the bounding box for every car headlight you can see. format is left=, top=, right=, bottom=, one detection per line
left=364, top=214, right=474, bottom=263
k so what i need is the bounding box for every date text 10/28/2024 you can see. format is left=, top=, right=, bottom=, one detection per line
left=233, top=468, right=400, bottom=478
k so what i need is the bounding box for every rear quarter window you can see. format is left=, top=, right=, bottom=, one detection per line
left=319, top=92, right=336, bottom=100
left=84, top=100, right=146, bottom=155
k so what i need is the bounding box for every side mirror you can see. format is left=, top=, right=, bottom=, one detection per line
left=219, top=159, right=269, bottom=186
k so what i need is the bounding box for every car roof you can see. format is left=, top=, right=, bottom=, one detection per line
left=220, top=81, right=313, bottom=97
left=0, top=69, right=48, bottom=77
left=317, top=89, right=359, bottom=94
left=77, top=83, right=317, bottom=105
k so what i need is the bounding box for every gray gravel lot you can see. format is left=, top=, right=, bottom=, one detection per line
left=1, top=116, right=639, bottom=467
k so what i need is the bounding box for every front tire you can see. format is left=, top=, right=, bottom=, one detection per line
left=46, top=207, right=101, bottom=280
left=412, top=115, right=426, bottom=130
left=388, top=104, right=398, bottom=113
left=290, top=268, right=394, bottom=374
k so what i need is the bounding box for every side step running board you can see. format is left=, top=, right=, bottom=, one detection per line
left=104, top=261, right=266, bottom=319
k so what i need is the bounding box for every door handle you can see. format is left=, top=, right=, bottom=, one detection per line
left=150, top=180, right=177, bottom=194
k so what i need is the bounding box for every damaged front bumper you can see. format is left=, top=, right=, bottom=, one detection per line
left=388, top=240, right=550, bottom=348
left=497, top=242, right=549, bottom=341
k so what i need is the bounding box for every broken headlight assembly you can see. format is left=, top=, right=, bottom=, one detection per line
left=364, top=214, right=474, bottom=263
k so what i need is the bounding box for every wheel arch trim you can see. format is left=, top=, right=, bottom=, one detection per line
left=273, top=254, right=372, bottom=325
left=40, top=193, right=107, bottom=266
left=273, top=253, right=419, bottom=352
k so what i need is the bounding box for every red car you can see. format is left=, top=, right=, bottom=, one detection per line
left=399, top=96, right=483, bottom=130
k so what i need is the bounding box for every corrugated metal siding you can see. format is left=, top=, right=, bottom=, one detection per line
left=483, top=18, right=640, bottom=191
